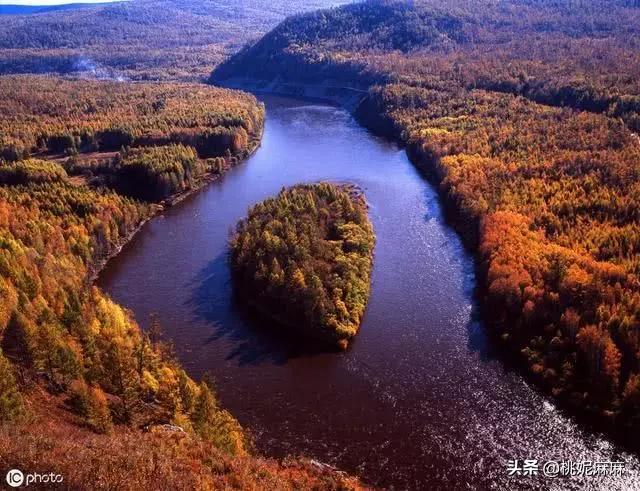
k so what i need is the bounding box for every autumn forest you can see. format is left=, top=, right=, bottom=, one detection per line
left=2, top=0, right=640, bottom=489
left=0, top=75, right=360, bottom=488
left=214, top=0, right=640, bottom=442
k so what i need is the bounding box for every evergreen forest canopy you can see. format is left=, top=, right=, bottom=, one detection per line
left=214, top=0, right=640, bottom=442
left=231, top=183, right=375, bottom=350
left=0, top=0, right=353, bottom=81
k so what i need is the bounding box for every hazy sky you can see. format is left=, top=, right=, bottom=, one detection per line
left=0, top=0, right=121, bottom=5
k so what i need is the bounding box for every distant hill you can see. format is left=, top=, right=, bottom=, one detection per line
left=0, top=0, right=353, bottom=80
left=0, top=3, right=118, bottom=15
left=213, top=0, right=640, bottom=117
left=212, top=0, right=471, bottom=86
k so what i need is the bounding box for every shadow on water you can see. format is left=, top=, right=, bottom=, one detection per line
left=420, top=182, right=499, bottom=364
left=99, top=95, right=640, bottom=489
left=187, top=250, right=331, bottom=367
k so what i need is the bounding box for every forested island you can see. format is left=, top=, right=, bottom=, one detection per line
left=231, top=183, right=375, bottom=350
left=213, top=0, right=640, bottom=443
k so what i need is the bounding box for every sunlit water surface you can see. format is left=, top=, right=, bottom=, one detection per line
left=99, top=97, right=640, bottom=490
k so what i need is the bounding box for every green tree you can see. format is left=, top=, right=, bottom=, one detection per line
left=0, top=350, right=24, bottom=422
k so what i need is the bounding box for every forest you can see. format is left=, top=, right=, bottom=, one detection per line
left=0, top=179, right=244, bottom=448
left=0, top=74, right=363, bottom=487
left=0, top=76, right=264, bottom=200
left=0, top=76, right=264, bottom=162
left=0, top=0, right=350, bottom=81
left=0, top=79, right=255, bottom=459
left=116, top=144, right=204, bottom=201
left=231, top=183, right=375, bottom=350
left=0, top=159, right=68, bottom=186
left=214, top=0, right=640, bottom=441
left=4, top=0, right=640, bottom=486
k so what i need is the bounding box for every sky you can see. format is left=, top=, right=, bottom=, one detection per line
left=0, top=0, right=122, bottom=5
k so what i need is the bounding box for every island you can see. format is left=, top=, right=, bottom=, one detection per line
left=231, top=183, right=375, bottom=350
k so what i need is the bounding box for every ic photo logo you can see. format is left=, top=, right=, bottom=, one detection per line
left=6, top=469, right=64, bottom=488
left=6, top=469, right=24, bottom=488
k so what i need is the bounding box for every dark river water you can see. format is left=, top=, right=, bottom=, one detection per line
left=99, top=96, right=640, bottom=490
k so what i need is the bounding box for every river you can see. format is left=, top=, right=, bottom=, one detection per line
left=98, top=96, right=640, bottom=490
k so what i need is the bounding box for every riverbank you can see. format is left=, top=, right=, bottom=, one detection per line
left=97, top=95, right=640, bottom=488
left=214, top=78, right=476, bottom=246
left=358, top=91, right=640, bottom=447
left=87, top=126, right=264, bottom=284
left=353, top=91, right=640, bottom=445
left=213, top=77, right=640, bottom=451
left=217, top=77, right=369, bottom=112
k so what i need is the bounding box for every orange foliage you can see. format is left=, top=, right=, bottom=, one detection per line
left=213, top=0, right=640, bottom=433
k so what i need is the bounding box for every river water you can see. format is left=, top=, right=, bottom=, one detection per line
left=98, top=96, right=640, bottom=490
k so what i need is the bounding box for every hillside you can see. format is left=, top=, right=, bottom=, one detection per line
left=0, top=3, right=115, bottom=16
left=0, top=387, right=362, bottom=489
left=0, top=77, right=256, bottom=455
left=0, top=386, right=363, bottom=489
left=0, top=76, right=365, bottom=488
left=212, top=0, right=640, bottom=127
left=213, top=0, right=640, bottom=445
left=0, top=76, right=263, bottom=159
left=0, top=0, right=353, bottom=81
